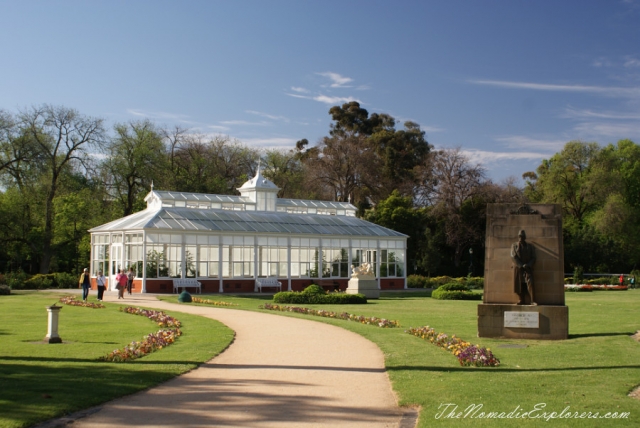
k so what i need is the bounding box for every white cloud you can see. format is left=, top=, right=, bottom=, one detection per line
left=313, top=95, right=361, bottom=104
left=460, top=148, right=550, bottom=166
left=206, top=125, right=230, bottom=131
left=494, top=135, right=566, bottom=151
left=624, top=56, right=640, bottom=68
left=317, top=72, right=354, bottom=88
left=572, top=121, right=640, bottom=139
left=290, top=86, right=309, bottom=93
left=126, top=109, right=192, bottom=122
left=246, top=110, right=289, bottom=122
left=468, top=79, right=640, bottom=98
left=286, top=93, right=361, bottom=105
left=561, top=107, right=640, bottom=120
left=239, top=137, right=297, bottom=149
left=219, top=120, right=271, bottom=126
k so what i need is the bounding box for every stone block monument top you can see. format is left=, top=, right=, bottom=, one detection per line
left=484, top=203, right=564, bottom=306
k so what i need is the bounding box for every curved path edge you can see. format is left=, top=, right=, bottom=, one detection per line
left=36, top=291, right=418, bottom=428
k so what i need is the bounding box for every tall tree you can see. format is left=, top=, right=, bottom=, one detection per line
left=104, top=120, right=167, bottom=216
left=19, top=105, right=106, bottom=273
left=415, top=147, right=488, bottom=268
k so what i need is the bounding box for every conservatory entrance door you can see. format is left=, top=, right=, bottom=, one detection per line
left=110, top=244, right=123, bottom=291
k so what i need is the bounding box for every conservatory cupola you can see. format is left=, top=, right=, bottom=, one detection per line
left=237, top=167, right=279, bottom=211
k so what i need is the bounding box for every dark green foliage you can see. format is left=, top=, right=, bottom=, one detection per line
left=273, top=284, right=366, bottom=304
left=464, top=276, right=484, bottom=290
left=437, top=282, right=469, bottom=292
left=573, top=265, right=584, bottom=284
left=22, top=274, right=55, bottom=289
left=15, top=273, right=78, bottom=290
left=316, top=293, right=367, bottom=304
left=0, top=284, right=10, bottom=295
left=54, top=272, right=77, bottom=289
left=302, top=284, right=326, bottom=295
left=407, top=274, right=429, bottom=288
left=3, top=270, right=28, bottom=289
left=431, top=288, right=482, bottom=300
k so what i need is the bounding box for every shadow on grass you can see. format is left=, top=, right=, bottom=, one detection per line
left=0, top=356, right=201, bottom=365
left=387, top=364, right=640, bottom=373
left=568, top=332, right=636, bottom=339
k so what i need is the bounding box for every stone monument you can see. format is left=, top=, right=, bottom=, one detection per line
left=478, top=204, right=568, bottom=340
left=345, top=262, right=380, bottom=299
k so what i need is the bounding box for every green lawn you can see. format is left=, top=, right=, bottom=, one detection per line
left=0, top=292, right=234, bottom=428
left=2, top=290, right=639, bottom=427
left=158, top=290, right=640, bottom=427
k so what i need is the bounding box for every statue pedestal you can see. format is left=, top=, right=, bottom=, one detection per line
left=477, top=304, right=568, bottom=340
left=346, top=277, right=379, bottom=299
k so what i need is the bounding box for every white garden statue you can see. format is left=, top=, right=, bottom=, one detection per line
left=351, top=262, right=374, bottom=278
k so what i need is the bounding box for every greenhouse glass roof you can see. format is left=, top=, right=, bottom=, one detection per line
left=89, top=207, right=405, bottom=238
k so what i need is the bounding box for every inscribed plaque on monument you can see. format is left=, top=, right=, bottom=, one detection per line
left=504, top=311, right=539, bottom=328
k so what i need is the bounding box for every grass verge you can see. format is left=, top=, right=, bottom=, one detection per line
left=158, top=290, right=640, bottom=427
left=0, top=291, right=234, bottom=428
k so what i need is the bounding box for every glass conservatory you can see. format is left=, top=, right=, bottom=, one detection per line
left=88, top=169, right=407, bottom=293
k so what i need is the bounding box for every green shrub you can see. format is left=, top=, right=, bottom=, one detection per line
left=273, top=284, right=367, bottom=304
left=23, top=274, right=55, bottom=290
left=0, top=284, right=10, bottom=295
left=407, top=275, right=429, bottom=288
left=573, top=265, right=584, bottom=284
left=302, top=284, right=326, bottom=295
left=432, top=289, right=482, bottom=300
left=273, top=291, right=309, bottom=304
left=54, top=272, right=78, bottom=289
left=4, top=270, right=29, bottom=289
left=464, top=276, right=484, bottom=290
left=423, top=276, right=453, bottom=288
left=319, top=293, right=366, bottom=304
left=437, top=282, right=469, bottom=292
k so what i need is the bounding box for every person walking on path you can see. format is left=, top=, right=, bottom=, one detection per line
left=126, top=267, right=135, bottom=295
left=96, top=270, right=106, bottom=301
left=115, top=269, right=127, bottom=299
left=619, top=274, right=625, bottom=287
left=78, top=268, right=91, bottom=301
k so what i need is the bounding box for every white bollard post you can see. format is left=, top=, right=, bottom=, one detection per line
left=45, top=304, right=62, bottom=344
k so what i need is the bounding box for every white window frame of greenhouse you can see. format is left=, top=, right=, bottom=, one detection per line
left=88, top=169, right=407, bottom=293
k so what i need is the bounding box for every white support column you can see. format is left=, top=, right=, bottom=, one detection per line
left=253, top=238, right=258, bottom=292
left=318, top=239, right=323, bottom=281
left=142, top=232, right=147, bottom=293
left=377, top=240, right=381, bottom=290
left=287, top=238, right=292, bottom=291
left=218, top=243, right=224, bottom=293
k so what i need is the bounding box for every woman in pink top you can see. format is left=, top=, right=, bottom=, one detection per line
left=116, top=269, right=128, bottom=299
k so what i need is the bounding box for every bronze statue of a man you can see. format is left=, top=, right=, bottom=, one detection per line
left=511, top=229, right=536, bottom=305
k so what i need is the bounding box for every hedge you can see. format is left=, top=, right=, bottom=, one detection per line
left=273, top=284, right=367, bottom=304
left=432, top=288, right=483, bottom=300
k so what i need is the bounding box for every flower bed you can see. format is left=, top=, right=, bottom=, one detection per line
left=59, top=295, right=105, bottom=308
left=564, top=284, right=628, bottom=292
left=119, top=306, right=182, bottom=328
left=99, top=329, right=181, bottom=362
left=100, top=307, right=182, bottom=362
left=260, top=302, right=400, bottom=328
left=191, top=297, right=238, bottom=307
left=406, top=326, right=500, bottom=367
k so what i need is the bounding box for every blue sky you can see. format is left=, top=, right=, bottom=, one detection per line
left=1, top=0, right=639, bottom=182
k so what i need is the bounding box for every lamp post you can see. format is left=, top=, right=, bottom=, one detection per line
left=468, top=247, right=473, bottom=276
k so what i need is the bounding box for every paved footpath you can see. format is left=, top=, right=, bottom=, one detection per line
left=44, top=291, right=415, bottom=428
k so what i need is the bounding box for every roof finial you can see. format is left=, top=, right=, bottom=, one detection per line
left=151, top=181, right=154, bottom=191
